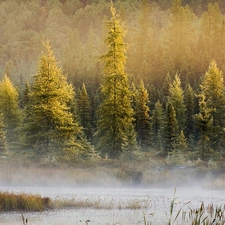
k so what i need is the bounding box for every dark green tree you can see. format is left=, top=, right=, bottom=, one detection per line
left=22, top=41, right=88, bottom=160
left=194, top=94, right=213, bottom=160
left=151, top=100, right=164, bottom=150
left=134, top=80, right=151, bottom=150
left=163, top=102, right=178, bottom=154
left=184, top=84, right=195, bottom=141
left=96, top=5, right=137, bottom=159
left=0, top=114, right=6, bottom=155
left=161, top=73, right=172, bottom=108
left=77, top=83, right=93, bottom=142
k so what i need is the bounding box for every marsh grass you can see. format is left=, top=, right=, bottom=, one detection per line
left=0, top=192, right=50, bottom=211
left=51, top=197, right=150, bottom=210
left=188, top=203, right=225, bottom=225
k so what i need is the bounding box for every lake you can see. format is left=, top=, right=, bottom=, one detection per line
left=0, top=186, right=225, bottom=225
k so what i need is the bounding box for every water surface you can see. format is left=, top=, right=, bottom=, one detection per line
left=0, top=186, right=224, bottom=225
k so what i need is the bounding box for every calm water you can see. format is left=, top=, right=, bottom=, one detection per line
left=0, top=186, right=225, bottom=225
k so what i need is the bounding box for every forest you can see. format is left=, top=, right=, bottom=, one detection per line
left=1, top=0, right=225, bottom=166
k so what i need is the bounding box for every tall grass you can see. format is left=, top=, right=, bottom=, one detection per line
left=0, top=192, right=50, bottom=211
left=144, top=197, right=225, bottom=225
left=188, top=203, right=225, bottom=225
left=51, top=197, right=150, bottom=210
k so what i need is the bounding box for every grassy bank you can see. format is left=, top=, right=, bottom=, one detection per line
left=0, top=192, right=50, bottom=211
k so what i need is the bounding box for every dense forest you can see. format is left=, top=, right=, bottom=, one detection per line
left=1, top=0, right=225, bottom=163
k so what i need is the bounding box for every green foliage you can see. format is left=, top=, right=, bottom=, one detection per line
left=168, top=74, right=186, bottom=130
left=164, top=102, right=178, bottom=154
left=96, top=4, right=137, bottom=159
left=0, top=114, right=6, bottom=154
left=134, top=80, right=151, bottom=150
left=77, top=83, right=93, bottom=142
left=22, top=41, right=89, bottom=160
left=184, top=84, right=195, bottom=140
left=1, top=0, right=225, bottom=160
left=151, top=100, right=164, bottom=150
left=0, top=75, right=21, bottom=144
left=199, top=61, right=225, bottom=153
left=194, top=94, right=213, bottom=160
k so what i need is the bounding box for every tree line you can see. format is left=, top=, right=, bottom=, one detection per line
left=1, top=0, right=225, bottom=161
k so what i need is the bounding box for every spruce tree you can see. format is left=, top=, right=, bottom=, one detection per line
left=0, top=114, right=6, bottom=154
left=168, top=73, right=186, bottom=131
left=194, top=94, right=213, bottom=160
left=0, top=75, right=21, bottom=144
left=96, top=5, right=137, bottom=159
left=77, top=83, right=93, bottom=142
left=163, top=102, right=178, bottom=154
left=151, top=100, right=164, bottom=150
left=161, top=73, right=172, bottom=108
left=134, top=80, right=151, bottom=150
left=23, top=41, right=88, bottom=160
left=199, top=61, right=225, bottom=152
left=184, top=84, right=195, bottom=138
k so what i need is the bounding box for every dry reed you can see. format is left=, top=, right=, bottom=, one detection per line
left=0, top=192, right=50, bottom=211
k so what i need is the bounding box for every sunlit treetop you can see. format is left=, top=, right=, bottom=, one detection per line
left=101, top=3, right=127, bottom=76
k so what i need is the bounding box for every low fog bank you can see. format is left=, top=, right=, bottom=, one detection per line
left=0, top=158, right=224, bottom=190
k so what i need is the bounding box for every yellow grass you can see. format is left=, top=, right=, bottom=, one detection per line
left=0, top=192, right=50, bottom=211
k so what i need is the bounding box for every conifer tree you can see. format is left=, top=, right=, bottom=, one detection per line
left=0, top=114, right=6, bottom=154
left=161, top=73, right=172, bottom=108
left=168, top=74, right=186, bottom=131
left=168, top=130, right=187, bottom=165
left=96, top=4, right=137, bottom=159
left=184, top=84, right=195, bottom=140
left=134, top=80, right=151, bottom=150
left=151, top=100, right=164, bottom=150
left=199, top=61, right=225, bottom=152
left=0, top=75, right=21, bottom=144
left=194, top=94, right=213, bottom=159
left=163, top=102, right=178, bottom=154
left=23, top=41, right=88, bottom=159
left=77, top=83, right=93, bottom=142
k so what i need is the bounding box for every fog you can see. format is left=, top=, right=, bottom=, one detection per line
left=0, top=185, right=225, bottom=225
left=0, top=161, right=225, bottom=225
left=0, top=160, right=222, bottom=188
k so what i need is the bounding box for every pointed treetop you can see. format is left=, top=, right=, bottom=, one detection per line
left=110, top=0, right=116, bottom=19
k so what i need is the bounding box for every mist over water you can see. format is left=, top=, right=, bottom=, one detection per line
left=0, top=182, right=225, bottom=224
left=0, top=186, right=225, bottom=225
left=0, top=161, right=225, bottom=225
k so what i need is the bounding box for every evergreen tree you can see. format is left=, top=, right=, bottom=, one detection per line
left=163, top=102, right=178, bottom=154
left=168, top=73, right=186, bottom=131
left=161, top=73, right=172, bottom=108
left=0, top=75, right=21, bottom=144
left=184, top=84, right=195, bottom=140
left=148, top=84, right=160, bottom=110
left=194, top=94, right=213, bottom=160
left=77, top=83, right=93, bottom=142
left=151, top=100, right=164, bottom=150
left=199, top=61, right=225, bottom=152
left=134, top=80, right=151, bottom=150
left=23, top=81, right=31, bottom=107
left=96, top=5, right=137, bottom=159
left=0, top=114, right=6, bottom=154
left=22, top=41, right=88, bottom=160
